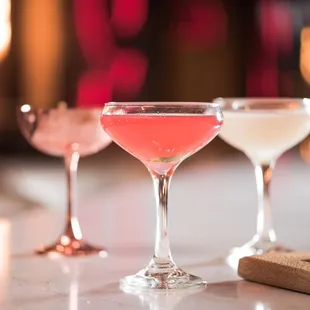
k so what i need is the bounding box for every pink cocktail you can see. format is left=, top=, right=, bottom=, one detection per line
left=101, top=115, right=220, bottom=172
left=101, top=102, right=223, bottom=290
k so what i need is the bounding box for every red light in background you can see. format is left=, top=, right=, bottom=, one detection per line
left=74, top=0, right=148, bottom=107
left=111, top=0, right=148, bottom=38
left=74, top=0, right=115, bottom=66
left=247, top=0, right=294, bottom=97
left=171, top=0, right=227, bottom=49
left=110, top=49, right=148, bottom=97
left=77, top=70, right=112, bottom=107
left=275, top=2, right=292, bottom=56
left=259, top=1, right=292, bottom=56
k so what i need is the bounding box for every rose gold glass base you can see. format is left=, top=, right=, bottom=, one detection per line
left=35, top=235, right=108, bottom=258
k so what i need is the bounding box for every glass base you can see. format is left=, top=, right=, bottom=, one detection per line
left=36, top=236, right=108, bottom=258
left=121, top=284, right=205, bottom=309
left=226, top=237, right=292, bottom=269
left=120, top=265, right=207, bottom=290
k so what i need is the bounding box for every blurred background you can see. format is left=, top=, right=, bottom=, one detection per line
left=0, top=0, right=310, bottom=257
left=1, top=0, right=310, bottom=157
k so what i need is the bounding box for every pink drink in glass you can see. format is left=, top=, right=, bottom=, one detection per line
left=100, top=102, right=223, bottom=290
left=101, top=114, right=222, bottom=171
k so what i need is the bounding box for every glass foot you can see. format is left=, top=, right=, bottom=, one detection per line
left=120, top=265, right=206, bottom=290
left=36, top=236, right=108, bottom=257
left=121, top=284, right=205, bottom=309
left=232, top=238, right=291, bottom=256
left=226, top=238, right=292, bottom=269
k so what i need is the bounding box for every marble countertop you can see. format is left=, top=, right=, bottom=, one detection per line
left=0, top=147, right=310, bottom=309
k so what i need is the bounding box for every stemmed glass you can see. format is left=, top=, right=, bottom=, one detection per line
left=17, top=102, right=112, bottom=256
left=100, top=101, right=223, bottom=290
left=214, top=97, right=310, bottom=260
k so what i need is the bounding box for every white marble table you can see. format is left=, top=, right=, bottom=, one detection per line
left=1, top=146, right=310, bottom=309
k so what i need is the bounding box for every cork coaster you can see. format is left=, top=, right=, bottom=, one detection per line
left=238, top=252, right=310, bottom=295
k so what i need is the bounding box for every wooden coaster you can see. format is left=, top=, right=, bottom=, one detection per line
left=238, top=252, right=310, bottom=295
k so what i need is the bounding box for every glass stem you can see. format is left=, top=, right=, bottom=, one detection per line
left=64, top=148, right=82, bottom=240
left=254, top=162, right=277, bottom=243
left=149, top=168, right=175, bottom=269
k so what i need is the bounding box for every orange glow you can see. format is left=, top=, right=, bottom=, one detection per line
left=20, top=0, right=64, bottom=108
left=300, top=136, right=310, bottom=164
left=300, top=27, right=310, bottom=85
left=0, top=0, right=11, bottom=62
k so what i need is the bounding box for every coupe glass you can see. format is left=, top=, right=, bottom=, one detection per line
left=214, top=97, right=310, bottom=260
left=100, top=101, right=223, bottom=290
left=17, top=102, right=112, bottom=256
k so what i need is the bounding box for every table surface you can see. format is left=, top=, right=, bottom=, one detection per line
left=1, top=146, right=310, bottom=309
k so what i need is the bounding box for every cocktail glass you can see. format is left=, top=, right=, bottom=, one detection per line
left=17, top=103, right=112, bottom=256
left=100, top=101, right=223, bottom=290
left=214, top=97, right=310, bottom=260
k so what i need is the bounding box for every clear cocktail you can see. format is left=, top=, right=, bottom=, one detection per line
left=214, top=97, right=310, bottom=262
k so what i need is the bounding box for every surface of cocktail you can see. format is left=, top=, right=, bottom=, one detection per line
left=20, top=107, right=111, bottom=157
left=101, top=114, right=222, bottom=171
left=220, top=111, right=310, bottom=164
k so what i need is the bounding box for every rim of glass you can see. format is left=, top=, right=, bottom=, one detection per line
left=214, top=97, right=308, bottom=102
left=213, top=97, right=310, bottom=111
left=104, top=101, right=220, bottom=108
left=17, top=103, right=102, bottom=113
